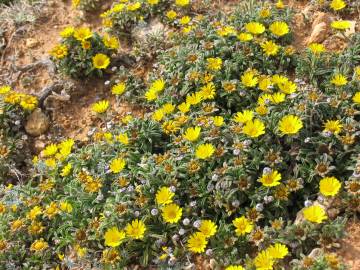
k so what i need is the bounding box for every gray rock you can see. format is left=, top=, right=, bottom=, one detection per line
left=25, top=108, right=50, bottom=136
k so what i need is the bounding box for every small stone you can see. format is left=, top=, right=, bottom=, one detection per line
left=25, top=108, right=50, bottom=136
left=308, top=248, right=323, bottom=259
left=133, top=19, right=167, bottom=43
left=307, top=12, right=333, bottom=44
left=25, top=38, right=40, bottom=48
left=344, top=21, right=356, bottom=38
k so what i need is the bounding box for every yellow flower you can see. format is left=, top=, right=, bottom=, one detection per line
left=161, top=203, right=182, bottom=223
left=44, top=202, right=59, bottom=219
left=258, top=76, right=273, bottom=92
left=75, top=244, right=87, bottom=258
left=92, top=100, right=109, bottom=114
left=199, top=220, right=217, bottom=238
left=266, top=243, right=289, bottom=259
left=186, top=92, right=203, bottom=105
left=187, top=232, right=208, bottom=253
left=323, top=120, right=342, bottom=134
left=60, top=163, right=72, bottom=177
left=60, top=26, right=74, bottom=38
left=303, top=205, right=328, bottom=223
left=212, top=116, right=224, bottom=127
left=195, top=143, right=215, bottom=159
left=150, top=78, right=165, bottom=92
left=111, top=83, right=126, bottom=95
left=103, top=34, right=120, bottom=50
left=353, top=92, right=360, bottom=104
left=74, top=27, right=92, bottom=41
left=331, top=20, right=351, bottom=30
left=11, top=219, right=24, bottom=232
left=233, top=110, right=254, bottom=123
left=0, top=85, right=11, bottom=95
left=30, top=239, right=48, bottom=252
left=183, top=127, right=201, bottom=142
left=59, top=201, right=73, bottom=213
left=330, top=0, right=346, bottom=11
left=254, top=250, right=274, bottom=270
left=278, top=80, right=297, bottom=94
left=243, top=119, right=266, bottom=138
left=200, top=82, right=216, bottom=100
left=259, top=8, right=271, bottom=18
left=45, top=158, right=56, bottom=168
left=178, top=102, right=190, bottom=113
left=276, top=0, right=285, bottom=8
left=155, top=187, right=174, bottom=205
left=81, top=40, right=91, bottom=50
left=125, top=219, right=146, bottom=239
left=206, top=57, right=222, bottom=71
left=152, top=109, right=164, bottom=122
left=110, top=158, right=126, bottom=173
left=72, top=0, right=80, bottom=8
left=162, top=103, right=175, bottom=114
left=145, top=88, right=158, bottom=101
left=116, top=133, right=129, bottom=145
left=232, top=216, right=253, bottom=236
left=147, top=0, right=159, bottom=5
left=278, top=115, right=303, bottom=135
left=92, top=53, right=110, bottom=69
left=272, top=74, right=288, bottom=85
left=237, top=32, right=253, bottom=42
left=258, top=170, right=282, bottom=187
left=241, top=70, right=258, bottom=87
left=42, top=144, right=58, bottom=157
left=256, top=105, right=269, bottom=115
left=261, top=40, right=280, bottom=56
left=166, top=10, right=177, bottom=20
left=50, top=44, right=68, bottom=59
left=104, top=227, right=126, bottom=247
left=127, top=2, right=141, bottom=11
left=179, top=16, right=191, bottom=25
left=162, top=120, right=180, bottom=134
left=308, top=43, right=326, bottom=54
left=225, top=266, right=245, bottom=270
left=271, top=92, right=286, bottom=104
left=319, top=176, right=341, bottom=196
left=269, top=21, right=289, bottom=37
left=330, top=74, right=347, bottom=86
left=20, top=95, right=38, bottom=110
left=175, top=0, right=190, bottom=7
left=245, top=22, right=265, bottom=35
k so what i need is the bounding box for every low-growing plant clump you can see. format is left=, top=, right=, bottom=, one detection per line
left=0, top=0, right=359, bottom=270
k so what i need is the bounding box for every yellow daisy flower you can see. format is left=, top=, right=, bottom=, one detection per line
left=109, top=158, right=126, bottom=173
left=243, top=119, right=266, bottom=138
left=245, top=22, right=266, bottom=35
left=319, top=176, right=341, bottom=196
left=303, top=205, right=328, bottom=223
left=187, top=232, right=208, bottom=253
left=183, top=127, right=201, bottom=142
left=125, top=219, right=146, bottom=239
left=104, top=227, right=126, bottom=247
left=232, top=216, right=253, bottom=236
left=161, top=203, right=182, bottom=223
left=269, top=21, right=289, bottom=37
left=199, top=220, right=217, bottom=238
left=278, top=115, right=303, bottom=135
left=258, top=170, right=282, bottom=187
left=195, top=143, right=215, bottom=159
left=91, top=100, right=109, bottom=114
left=92, top=54, right=110, bottom=69
left=155, top=187, right=174, bottom=205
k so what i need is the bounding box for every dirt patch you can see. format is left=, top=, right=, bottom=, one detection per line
left=338, top=220, right=360, bottom=270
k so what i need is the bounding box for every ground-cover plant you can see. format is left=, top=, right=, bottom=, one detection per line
left=101, top=0, right=195, bottom=36
left=71, top=0, right=102, bottom=11
left=50, top=26, right=119, bottom=79
left=0, top=86, right=38, bottom=182
left=0, top=1, right=359, bottom=269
